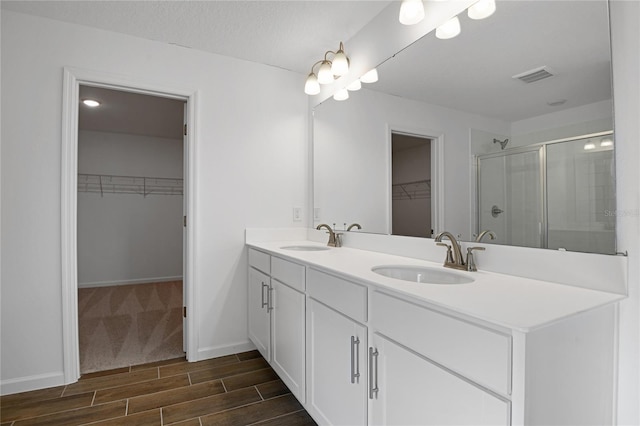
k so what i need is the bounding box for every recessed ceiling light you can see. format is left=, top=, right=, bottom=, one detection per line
left=82, top=99, right=101, bottom=108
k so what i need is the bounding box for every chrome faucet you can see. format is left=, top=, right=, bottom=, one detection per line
left=316, top=223, right=342, bottom=247
left=435, top=231, right=486, bottom=272
left=475, top=230, right=496, bottom=243
left=347, top=223, right=362, bottom=231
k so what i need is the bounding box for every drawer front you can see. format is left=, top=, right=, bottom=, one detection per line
left=271, top=256, right=306, bottom=292
left=308, top=269, right=367, bottom=323
left=248, top=248, right=270, bottom=274
left=372, top=291, right=511, bottom=396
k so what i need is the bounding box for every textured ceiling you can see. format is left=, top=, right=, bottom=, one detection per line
left=1, top=0, right=392, bottom=74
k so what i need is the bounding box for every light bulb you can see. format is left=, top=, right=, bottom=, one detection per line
left=82, top=99, right=100, bottom=107
left=399, top=0, right=425, bottom=25
left=304, top=73, right=320, bottom=95
left=331, top=49, right=349, bottom=76
left=436, top=16, right=461, bottom=39
left=346, top=79, right=362, bottom=91
left=468, top=0, right=496, bottom=20
left=333, top=88, right=349, bottom=101
left=360, top=68, right=379, bottom=83
left=584, top=142, right=596, bottom=151
left=317, top=60, right=334, bottom=84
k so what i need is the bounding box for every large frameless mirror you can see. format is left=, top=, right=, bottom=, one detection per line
left=313, top=0, right=615, bottom=254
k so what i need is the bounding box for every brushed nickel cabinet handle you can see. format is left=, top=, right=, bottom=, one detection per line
left=369, top=347, right=379, bottom=399
left=351, top=336, right=360, bottom=384
left=261, top=282, right=268, bottom=309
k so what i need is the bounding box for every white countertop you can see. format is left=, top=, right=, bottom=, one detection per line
left=247, top=240, right=625, bottom=333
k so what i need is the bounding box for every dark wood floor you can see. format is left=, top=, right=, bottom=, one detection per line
left=0, top=351, right=317, bottom=426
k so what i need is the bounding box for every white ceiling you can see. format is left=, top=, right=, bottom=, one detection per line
left=1, top=0, right=391, bottom=74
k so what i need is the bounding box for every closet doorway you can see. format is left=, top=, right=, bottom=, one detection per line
left=391, top=132, right=434, bottom=238
left=76, top=85, right=187, bottom=374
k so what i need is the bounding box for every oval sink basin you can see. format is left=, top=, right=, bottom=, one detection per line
left=280, top=245, right=331, bottom=251
left=372, top=265, right=474, bottom=284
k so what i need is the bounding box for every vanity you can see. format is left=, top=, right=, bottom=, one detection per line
left=246, top=236, right=623, bottom=426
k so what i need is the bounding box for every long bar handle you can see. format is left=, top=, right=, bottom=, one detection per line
left=369, top=347, right=379, bottom=399
left=267, top=286, right=274, bottom=312
left=261, top=282, right=269, bottom=309
left=350, top=336, right=360, bottom=384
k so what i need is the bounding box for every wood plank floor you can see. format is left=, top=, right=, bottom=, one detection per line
left=0, top=351, right=317, bottom=426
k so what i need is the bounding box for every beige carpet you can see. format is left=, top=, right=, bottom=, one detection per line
left=78, top=280, right=184, bottom=374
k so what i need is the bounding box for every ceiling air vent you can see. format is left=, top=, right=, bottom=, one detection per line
left=512, top=66, right=554, bottom=84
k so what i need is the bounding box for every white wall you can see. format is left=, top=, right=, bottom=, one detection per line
left=313, top=89, right=509, bottom=239
left=77, top=130, right=183, bottom=287
left=610, top=1, right=640, bottom=424
left=1, top=11, right=307, bottom=393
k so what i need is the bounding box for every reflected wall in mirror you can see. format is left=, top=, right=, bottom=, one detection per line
left=313, top=0, right=615, bottom=254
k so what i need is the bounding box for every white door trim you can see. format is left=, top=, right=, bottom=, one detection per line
left=387, top=125, right=445, bottom=235
left=61, top=67, right=198, bottom=383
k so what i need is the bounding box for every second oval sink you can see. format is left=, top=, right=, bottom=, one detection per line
left=372, top=265, right=474, bottom=284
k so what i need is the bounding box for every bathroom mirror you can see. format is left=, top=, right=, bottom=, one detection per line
left=313, top=0, right=615, bottom=254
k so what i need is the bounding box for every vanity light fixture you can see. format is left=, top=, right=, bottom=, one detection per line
left=82, top=99, right=101, bottom=107
left=360, top=68, right=379, bottom=84
left=583, top=142, right=596, bottom=150
left=304, top=42, right=350, bottom=95
left=399, top=0, right=425, bottom=25
left=468, top=0, right=496, bottom=20
left=436, top=16, right=461, bottom=39
left=333, top=88, right=349, bottom=101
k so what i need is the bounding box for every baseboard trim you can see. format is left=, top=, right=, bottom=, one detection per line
left=78, top=276, right=183, bottom=288
left=193, top=341, right=257, bottom=362
left=1, top=371, right=66, bottom=396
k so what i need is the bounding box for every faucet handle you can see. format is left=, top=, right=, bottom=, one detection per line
left=334, top=232, right=343, bottom=247
left=466, top=246, right=486, bottom=272
left=436, top=243, right=454, bottom=264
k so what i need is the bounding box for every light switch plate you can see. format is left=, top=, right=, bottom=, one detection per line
left=293, top=207, right=302, bottom=222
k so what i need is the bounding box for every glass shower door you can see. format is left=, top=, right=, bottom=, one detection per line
left=477, top=147, right=544, bottom=248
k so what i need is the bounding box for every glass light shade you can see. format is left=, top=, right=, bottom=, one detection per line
left=360, top=68, right=379, bottom=83
left=304, top=73, right=321, bottom=95
left=346, top=79, right=362, bottom=91
left=468, top=0, right=496, bottom=20
left=333, top=88, right=349, bottom=101
left=331, top=50, right=349, bottom=76
left=600, top=138, right=614, bottom=147
left=436, top=16, right=461, bottom=39
left=317, top=61, right=334, bottom=84
left=399, top=0, right=425, bottom=25
left=82, top=99, right=100, bottom=107
left=584, top=142, right=596, bottom=150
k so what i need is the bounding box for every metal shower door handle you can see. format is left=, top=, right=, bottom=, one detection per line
left=491, top=205, right=504, bottom=217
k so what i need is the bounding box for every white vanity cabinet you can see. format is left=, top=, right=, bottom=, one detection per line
left=369, top=291, right=510, bottom=426
left=306, top=269, right=368, bottom=426
left=247, top=248, right=306, bottom=403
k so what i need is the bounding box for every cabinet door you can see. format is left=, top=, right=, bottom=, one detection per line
left=370, top=333, right=509, bottom=426
left=308, top=299, right=367, bottom=426
left=271, top=280, right=306, bottom=403
left=248, top=267, right=271, bottom=361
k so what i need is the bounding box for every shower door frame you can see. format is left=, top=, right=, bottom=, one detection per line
left=476, top=145, right=547, bottom=248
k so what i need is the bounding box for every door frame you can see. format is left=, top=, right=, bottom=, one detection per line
left=61, top=67, right=198, bottom=383
left=387, top=125, right=444, bottom=236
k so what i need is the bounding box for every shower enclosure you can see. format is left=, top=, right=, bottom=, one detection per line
left=476, top=132, right=615, bottom=254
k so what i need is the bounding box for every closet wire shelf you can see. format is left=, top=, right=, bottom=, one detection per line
left=78, top=174, right=183, bottom=197
left=392, top=179, right=431, bottom=201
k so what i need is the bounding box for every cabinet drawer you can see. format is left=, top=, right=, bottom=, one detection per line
left=271, top=256, right=306, bottom=292
left=372, top=291, right=511, bottom=396
left=248, top=248, right=270, bottom=274
left=308, top=269, right=367, bottom=323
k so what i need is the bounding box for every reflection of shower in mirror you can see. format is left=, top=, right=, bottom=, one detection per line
left=493, top=138, right=509, bottom=150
